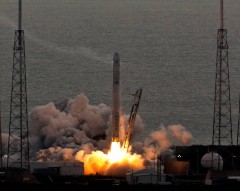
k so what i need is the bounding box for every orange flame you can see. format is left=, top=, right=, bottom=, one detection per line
left=107, top=141, right=126, bottom=163
left=75, top=141, right=145, bottom=176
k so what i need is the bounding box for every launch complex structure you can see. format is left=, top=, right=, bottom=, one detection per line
left=7, top=0, right=30, bottom=170
left=1, top=0, right=238, bottom=184
left=211, top=0, right=233, bottom=171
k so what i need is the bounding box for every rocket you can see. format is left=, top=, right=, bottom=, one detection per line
left=112, top=52, right=120, bottom=142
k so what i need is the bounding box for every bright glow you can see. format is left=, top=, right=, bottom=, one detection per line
left=74, top=120, right=145, bottom=176
left=75, top=141, right=145, bottom=176
left=107, top=141, right=126, bottom=163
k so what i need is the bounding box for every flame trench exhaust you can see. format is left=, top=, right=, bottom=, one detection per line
left=112, top=52, right=120, bottom=142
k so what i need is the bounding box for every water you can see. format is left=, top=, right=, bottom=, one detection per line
left=0, top=0, right=240, bottom=145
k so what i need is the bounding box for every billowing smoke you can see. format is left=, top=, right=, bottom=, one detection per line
left=131, top=124, right=192, bottom=166
left=27, top=93, right=147, bottom=175
left=150, top=124, right=192, bottom=147
left=29, top=93, right=112, bottom=156
left=1, top=93, right=193, bottom=176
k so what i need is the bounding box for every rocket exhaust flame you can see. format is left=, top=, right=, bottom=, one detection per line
left=107, top=141, right=126, bottom=163
left=24, top=52, right=193, bottom=177
left=75, top=140, right=145, bottom=176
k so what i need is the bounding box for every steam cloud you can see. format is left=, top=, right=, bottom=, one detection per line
left=1, top=93, right=193, bottom=176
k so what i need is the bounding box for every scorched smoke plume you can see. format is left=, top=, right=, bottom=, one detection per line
left=1, top=93, right=192, bottom=176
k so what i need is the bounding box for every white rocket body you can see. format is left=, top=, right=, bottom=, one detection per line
left=112, top=52, right=120, bottom=142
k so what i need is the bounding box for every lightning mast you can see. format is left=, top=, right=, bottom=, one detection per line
left=0, top=101, right=2, bottom=168
left=212, top=0, right=233, bottom=169
left=7, top=0, right=30, bottom=170
left=237, top=94, right=240, bottom=145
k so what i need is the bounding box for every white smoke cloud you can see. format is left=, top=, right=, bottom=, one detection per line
left=67, top=94, right=111, bottom=139
left=131, top=124, right=192, bottom=166
left=36, top=147, right=77, bottom=162
left=29, top=93, right=113, bottom=159
left=1, top=93, right=193, bottom=175
left=168, top=124, right=192, bottom=145
left=149, top=124, right=192, bottom=148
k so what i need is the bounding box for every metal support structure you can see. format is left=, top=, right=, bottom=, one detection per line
left=122, top=88, right=142, bottom=151
left=0, top=100, right=2, bottom=168
left=237, top=94, right=240, bottom=145
left=212, top=0, right=233, bottom=171
left=153, top=144, right=156, bottom=170
left=7, top=0, right=29, bottom=170
left=212, top=28, right=232, bottom=146
left=157, top=156, right=161, bottom=182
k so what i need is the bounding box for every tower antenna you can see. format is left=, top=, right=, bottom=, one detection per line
left=0, top=100, right=2, bottom=168
left=7, top=0, right=30, bottom=170
left=237, top=94, right=240, bottom=145
left=220, top=0, right=223, bottom=29
left=212, top=0, right=233, bottom=171
left=19, top=0, right=22, bottom=30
